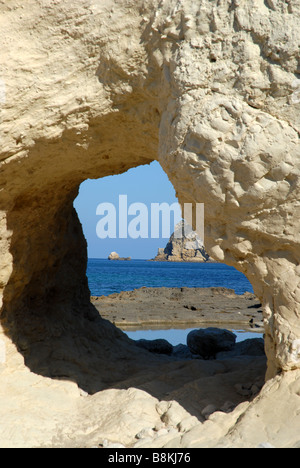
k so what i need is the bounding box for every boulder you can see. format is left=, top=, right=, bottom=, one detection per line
left=187, top=328, right=236, bottom=358
left=172, top=344, right=194, bottom=359
left=135, top=338, right=173, bottom=355
left=216, top=338, right=266, bottom=359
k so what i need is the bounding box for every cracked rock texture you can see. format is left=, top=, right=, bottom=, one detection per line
left=0, top=0, right=299, bottom=448
left=153, top=221, right=211, bottom=262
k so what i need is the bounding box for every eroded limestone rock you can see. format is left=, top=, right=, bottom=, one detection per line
left=153, top=0, right=300, bottom=377
left=0, top=0, right=299, bottom=448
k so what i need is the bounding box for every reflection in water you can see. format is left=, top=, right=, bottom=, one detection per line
left=124, top=327, right=264, bottom=346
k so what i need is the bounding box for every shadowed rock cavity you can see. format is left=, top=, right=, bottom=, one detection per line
left=0, top=0, right=299, bottom=402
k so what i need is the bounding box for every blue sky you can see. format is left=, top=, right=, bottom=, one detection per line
left=74, top=161, right=182, bottom=259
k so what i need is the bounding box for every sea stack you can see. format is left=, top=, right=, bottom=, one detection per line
left=108, top=252, right=131, bottom=261
left=153, top=221, right=211, bottom=262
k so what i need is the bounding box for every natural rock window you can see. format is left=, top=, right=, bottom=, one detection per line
left=0, top=0, right=299, bottom=448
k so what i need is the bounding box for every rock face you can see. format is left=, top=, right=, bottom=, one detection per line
left=153, top=221, right=210, bottom=262
left=0, top=0, right=300, bottom=448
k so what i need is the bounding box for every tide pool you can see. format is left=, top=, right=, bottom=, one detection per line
left=124, top=327, right=263, bottom=347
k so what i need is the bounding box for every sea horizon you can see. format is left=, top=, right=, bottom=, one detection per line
left=86, top=258, right=254, bottom=297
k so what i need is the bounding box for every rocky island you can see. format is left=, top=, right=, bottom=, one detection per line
left=0, top=0, right=300, bottom=450
left=153, top=221, right=212, bottom=263
left=108, top=252, right=131, bottom=261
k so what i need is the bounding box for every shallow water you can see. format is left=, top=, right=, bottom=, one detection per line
left=124, top=327, right=263, bottom=346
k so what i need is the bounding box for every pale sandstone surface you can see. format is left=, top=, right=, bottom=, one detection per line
left=0, top=0, right=300, bottom=448
left=154, top=0, right=300, bottom=378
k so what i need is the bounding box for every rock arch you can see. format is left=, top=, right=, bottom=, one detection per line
left=0, top=0, right=299, bottom=404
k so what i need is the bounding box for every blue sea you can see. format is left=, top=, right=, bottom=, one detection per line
left=87, top=260, right=260, bottom=345
left=87, top=259, right=253, bottom=297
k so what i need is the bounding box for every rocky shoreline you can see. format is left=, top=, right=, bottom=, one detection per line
left=91, top=286, right=264, bottom=331
left=2, top=284, right=300, bottom=448
left=88, top=286, right=270, bottom=449
left=88, top=286, right=272, bottom=449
